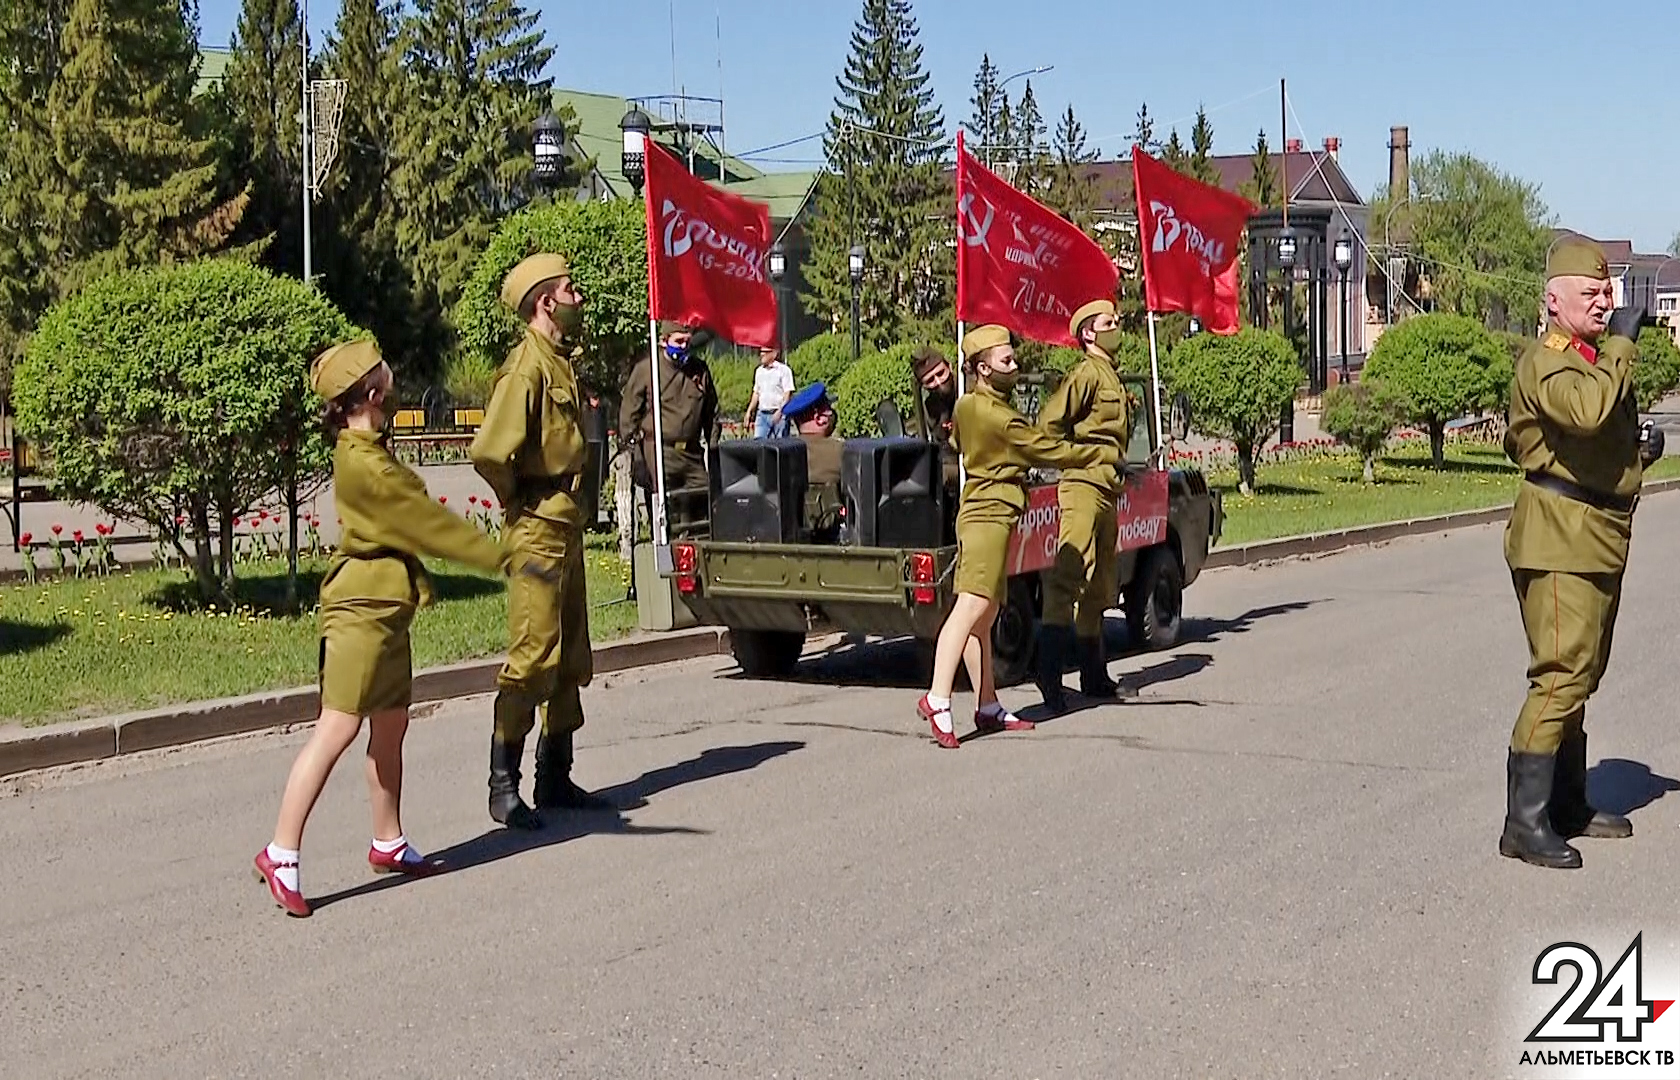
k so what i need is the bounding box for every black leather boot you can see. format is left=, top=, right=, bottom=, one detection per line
left=1077, top=636, right=1137, bottom=699
left=534, top=730, right=611, bottom=811
left=1499, top=750, right=1582, bottom=869
left=1551, top=727, right=1632, bottom=839
left=1035, top=624, right=1072, bottom=716
left=488, top=692, right=541, bottom=830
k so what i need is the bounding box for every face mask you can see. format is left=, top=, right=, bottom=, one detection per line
left=664, top=343, right=687, bottom=361
left=985, top=367, right=1019, bottom=392
left=1095, top=328, right=1123, bottom=357
left=552, top=301, right=584, bottom=337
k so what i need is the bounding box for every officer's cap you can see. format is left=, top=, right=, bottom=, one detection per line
left=783, top=381, right=831, bottom=420
left=910, top=344, right=949, bottom=378
left=1546, top=236, right=1610, bottom=282
left=1069, top=298, right=1117, bottom=340
left=310, top=339, right=384, bottom=401
left=960, top=324, right=1012, bottom=362
left=499, top=253, right=572, bottom=312
left=658, top=318, right=700, bottom=337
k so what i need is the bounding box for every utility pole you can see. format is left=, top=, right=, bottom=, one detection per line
left=300, top=0, right=313, bottom=288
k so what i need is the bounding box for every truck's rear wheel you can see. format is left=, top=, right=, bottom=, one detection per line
left=730, top=629, right=806, bottom=678
left=1124, top=549, right=1183, bottom=651
left=990, top=577, right=1037, bottom=687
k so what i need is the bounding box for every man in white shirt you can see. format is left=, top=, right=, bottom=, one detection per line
left=744, top=346, right=796, bottom=439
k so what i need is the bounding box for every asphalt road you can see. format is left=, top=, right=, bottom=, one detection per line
left=9, top=496, right=1680, bottom=1079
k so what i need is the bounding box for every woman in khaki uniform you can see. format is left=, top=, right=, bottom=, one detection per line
left=914, top=326, right=1120, bottom=749
left=254, top=340, right=549, bottom=917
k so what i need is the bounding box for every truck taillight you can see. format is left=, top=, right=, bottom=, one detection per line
left=909, top=551, right=936, bottom=605
left=674, top=543, right=698, bottom=594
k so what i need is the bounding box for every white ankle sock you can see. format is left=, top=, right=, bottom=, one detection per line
left=266, top=843, right=300, bottom=892
left=925, top=694, right=954, bottom=734
left=372, top=834, right=422, bottom=863
left=979, top=701, right=1009, bottom=719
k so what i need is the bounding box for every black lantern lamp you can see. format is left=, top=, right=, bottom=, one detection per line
left=620, top=105, right=653, bottom=196
left=532, top=110, right=567, bottom=188
left=848, top=245, right=866, bottom=362
left=1333, top=233, right=1354, bottom=387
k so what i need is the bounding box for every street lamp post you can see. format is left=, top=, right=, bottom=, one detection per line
left=769, top=242, right=788, bottom=361
left=1277, top=229, right=1299, bottom=445
left=984, top=64, right=1052, bottom=168
left=1382, top=190, right=1437, bottom=324
left=1334, top=234, right=1353, bottom=387
left=848, top=245, right=866, bottom=362
left=619, top=105, right=653, bottom=197
left=532, top=110, right=567, bottom=195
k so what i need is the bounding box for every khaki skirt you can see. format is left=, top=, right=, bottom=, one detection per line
left=317, top=554, right=421, bottom=716
left=952, top=495, right=1022, bottom=602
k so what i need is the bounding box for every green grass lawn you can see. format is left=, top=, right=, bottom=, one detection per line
left=0, top=532, right=639, bottom=727
left=1210, top=438, right=1680, bottom=547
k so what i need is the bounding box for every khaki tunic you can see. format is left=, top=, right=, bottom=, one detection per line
left=470, top=327, right=594, bottom=727
left=320, top=428, right=510, bottom=715
left=800, top=431, right=845, bottom=540
left=1036, top=350, right=1135, bottom=635
left=1502, top=329, right=1642, bottom=754
left=950, top=384, right=1118, bottom=601
left=621, top=349, right=720, bottom=532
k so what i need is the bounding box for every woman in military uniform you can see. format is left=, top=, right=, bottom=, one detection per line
left=914, top=325, right=1121, bottom=749
left=253, top=340, right=550, bottom=917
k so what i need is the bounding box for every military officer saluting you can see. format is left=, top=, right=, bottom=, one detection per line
left=914, top=325, right=1120, bottom=748
left=1498, top=236, right=1659, bottom=870
left=470, top=253, right=610, bottom=830
left=1034, top=298, right=1138, bottom=714
left=621, top=319, right=722, bottom=536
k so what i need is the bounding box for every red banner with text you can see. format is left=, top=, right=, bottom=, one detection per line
left=1005, top=470, right=1171, bottom=576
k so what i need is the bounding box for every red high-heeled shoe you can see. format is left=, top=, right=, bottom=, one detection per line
left=253, top=849, right=311, bottom=917
left=367, top=841, right=443, bottom=877
left=917, top=694, right=960, bottom=749
left=975, top=706, right=1035, bottom=734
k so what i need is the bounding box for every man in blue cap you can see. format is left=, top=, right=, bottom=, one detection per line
left=783, top=381, right=844, bottom=541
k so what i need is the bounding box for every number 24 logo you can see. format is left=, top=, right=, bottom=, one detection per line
left=1529, top=934, right=1674, bottom=1043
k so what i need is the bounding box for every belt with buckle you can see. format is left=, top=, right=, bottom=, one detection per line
left=1525, top=471, right=1636, bottom=514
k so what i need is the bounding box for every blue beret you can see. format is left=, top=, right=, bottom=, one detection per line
left=783, top=381, right=829, bottom=418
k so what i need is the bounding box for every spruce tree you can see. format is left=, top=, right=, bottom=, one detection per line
left=1189, top=105, right=1218, bottom=185
left=389, top=0, right=554, bottom=371
left=1161, top=129, right=1188, bottom=170
left=1010, top=80, right=1049, bottom=194
left=1240, top=128, right=1280, bottom=209
left=965, top=54, right=1005, bottom=158
left=1049, top=103, right=1098, bottom=228
left=220, top=0, right=304, bottom=278
left=803, top=0, right=951, bottom=349
left=1131, top=103, right=1158, bottom=155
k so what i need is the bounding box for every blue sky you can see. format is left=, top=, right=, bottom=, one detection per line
left=198, top=0, right=1678, bottom=254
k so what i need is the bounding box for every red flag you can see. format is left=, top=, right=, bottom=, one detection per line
left=955, top=130, right=1119, bottom=347
left=643, top=140, right=776, bottom=347
left=1131, top=147, right=1255, bottom=334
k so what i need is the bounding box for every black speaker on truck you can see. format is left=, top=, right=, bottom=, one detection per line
left=709, top=438, right=808, bottom=543
left=839, top=437, right=943, bottom=549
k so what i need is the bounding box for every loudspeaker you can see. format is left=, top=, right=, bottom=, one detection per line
left=709, top=438, right=807, bottom=543
left=840, top=437, right=943, bottom=549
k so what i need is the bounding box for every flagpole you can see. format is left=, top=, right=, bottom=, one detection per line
left=643, top=152, right=672, bottom=574
left=1144, top=311, right=1166, bottom=460
left=954, top=130, right=968, bottom=489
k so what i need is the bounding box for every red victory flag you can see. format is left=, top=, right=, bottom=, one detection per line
left=1130, top=147, right=1255, bottom=334
left=955, top=130, right=1119, bottom=347
left=643, top=139, right=776, bottom=348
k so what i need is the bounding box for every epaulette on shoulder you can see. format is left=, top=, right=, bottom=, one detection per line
left=1542, top=331, right=1571, bottom=352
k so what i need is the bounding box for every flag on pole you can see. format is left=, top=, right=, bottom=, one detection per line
left=643, top=140, right=777, bottom=347
left=1130, top=147, right=1255, bottom=334
left=955, top=130, right=1120, bottom=347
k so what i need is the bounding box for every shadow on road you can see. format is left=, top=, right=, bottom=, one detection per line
left=307, top=739, right=805, bottom=913
left=1587, top=758, right=1680, bottom=817
left=1016, top=652, right=1214, bottom=724
left=0, top=619, right=70, bottom=657
left=1179, top=600, right=1319, bottom=648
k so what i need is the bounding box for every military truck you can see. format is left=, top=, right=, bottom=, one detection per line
left=661, top=373, right=1222, bottom=685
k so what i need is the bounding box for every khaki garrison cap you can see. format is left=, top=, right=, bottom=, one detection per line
left=499, top=253, right=572, bottom=311
left=310, top=339, right=383, bottom=401
left=1546, top=236, right=1610, bottom=281
left=1069, top=298, right=1117, bottom=340
left=910, top=344, right=948, bottom=378
left=961, top=324, right=1011, bottom=361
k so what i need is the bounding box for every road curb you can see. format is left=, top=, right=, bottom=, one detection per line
left=0, top=626, right=732, bottom=779
left=1205, top=478, right=1680, bottom=570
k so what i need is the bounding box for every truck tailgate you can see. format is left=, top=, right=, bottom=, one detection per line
left=697, top=543, right=938, bottom=604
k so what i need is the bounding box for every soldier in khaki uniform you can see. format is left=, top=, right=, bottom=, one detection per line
left=1499, top=236, right=1658, bottom=870
left=621, top=320, right=721, bottom=537
left=1035, top=298, right=1137, bottom=714
left=909, top=345, right=961, bottom=489
left=255, top=340, right=550, bottom=917
left=470, top=254, right=609, bottom=830
left=914, top=325, right=1120, bottom=748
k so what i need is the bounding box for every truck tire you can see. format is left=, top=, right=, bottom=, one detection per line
left=730, top=629, right=806, bottom=678
left=990, top=577, right=1037, bottom=687
left=1124, top=548, right=1183, bottom=651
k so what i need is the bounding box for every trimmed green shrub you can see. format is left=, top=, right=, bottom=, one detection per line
left=834, top=345, right=919, bottom=437
left=1635, top=326, right=1680, bottom=411
left=1321, top=379, right=1411, bottom=483
left=1167, top=328, right=1300, bottom=495
left=1362, top=313, right=1505, bottom=469
left=787, top=332, right=855, bottom=392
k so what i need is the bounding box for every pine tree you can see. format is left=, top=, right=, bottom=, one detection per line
left=1130, top=103, right=1157, bottom=155
left=965, top=53, right=1005, bottom=158
left=1010, top=80, right=1050, bottom=194
left=1162, top=129, right=1188, bottom=170
left=1240, top=128, right=1280, bottom=209
left=803, top=0, right=951, bottom=349
left=1188, top=105, right=1219, bottom=185
left=1049, top=103, right=1098, bottom=228
left=389, top=0, right=554, bottom=371
left=220, top=0, right=304, bottom=278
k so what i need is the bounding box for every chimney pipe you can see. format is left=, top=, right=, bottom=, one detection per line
left=1323, top=136, right=1340, bottom=162
left=1285, top=137, right=1303, bottom=153
left=1388, top=125, right=1410, bottom=199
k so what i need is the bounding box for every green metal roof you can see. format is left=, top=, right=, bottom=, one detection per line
left=196, top=45, right=231, bottom=96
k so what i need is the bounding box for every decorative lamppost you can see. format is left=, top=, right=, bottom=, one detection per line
left=848, top=245, right=866, bottom=362
left=1333, top=234, right=1353, bottom=387
left=532, top=110, right=567, bottom=192
left=619, top=105, right=653, bottom=197
left=1277, top=228, right=1299, bottom=444
left=769, top=242, right=788, bottom=360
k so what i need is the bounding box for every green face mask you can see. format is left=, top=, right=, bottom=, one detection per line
left=986, top=367, right=1019, bottom=392
left=1094, top=327, right=1123, bottom=357
left=552, top=301, right=584, bottom=338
